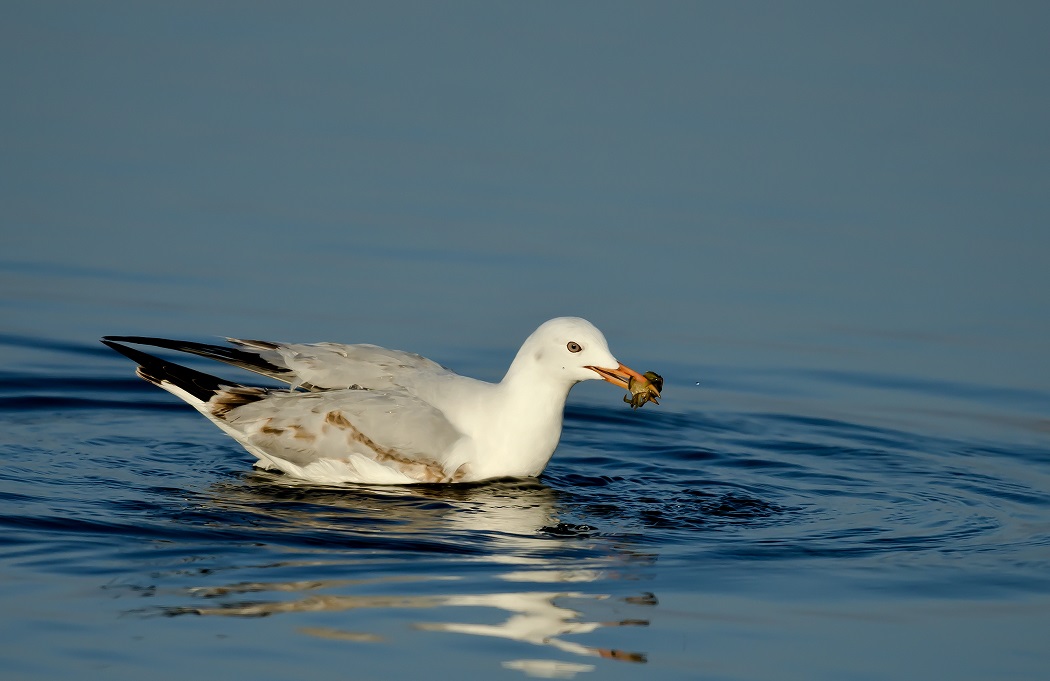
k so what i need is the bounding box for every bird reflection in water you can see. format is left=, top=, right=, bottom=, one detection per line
left=169, top=579, right=650, bottom=668
left=414, top=589, right=649, bottom=663
left=154, top=475, right=654, bottom=675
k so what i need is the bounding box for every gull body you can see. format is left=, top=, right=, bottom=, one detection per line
left=102, top=317, right=653, bottom=485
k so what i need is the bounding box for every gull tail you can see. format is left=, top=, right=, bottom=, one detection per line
left=103, top=339, right=286, bottom=471
left=101, top=339, right=268, bottom=417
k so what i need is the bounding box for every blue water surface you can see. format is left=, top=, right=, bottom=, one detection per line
left=1, top=328, right=1049, bottom=680
left=2, top=3, right=1050, bottom=680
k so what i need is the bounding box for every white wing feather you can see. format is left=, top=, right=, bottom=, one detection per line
left=228, top=339, right=453, bottom=391
left=218, top=388, right=472, bottom=484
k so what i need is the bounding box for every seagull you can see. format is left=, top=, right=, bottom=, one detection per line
left=101, top=317, right=659, bottom=485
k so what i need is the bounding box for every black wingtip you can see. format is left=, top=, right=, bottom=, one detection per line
left=101, top=338, right=151, bottom=365
left=101, top=335, right=291, bottom=378
left=102, top=338, right=237, bottom=403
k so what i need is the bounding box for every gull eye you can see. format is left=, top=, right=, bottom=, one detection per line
left=567, top=341, right=583, bottom=353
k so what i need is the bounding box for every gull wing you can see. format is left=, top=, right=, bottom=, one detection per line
left=102, top=336, right=454, bottom=391
left=102, top=338, right=471, bottom=484
left=220, top=388, right=471, bottom=484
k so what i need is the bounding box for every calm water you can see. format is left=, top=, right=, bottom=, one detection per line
left=3, top=3, right=1050, bottom=680
left=3, top=331, right=1050, bottom=681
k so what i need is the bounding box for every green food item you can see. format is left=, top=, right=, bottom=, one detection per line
left=624, top=371, right=663, bottom=409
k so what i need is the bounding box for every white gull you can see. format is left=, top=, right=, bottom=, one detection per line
left=102, top=317, right=657, bottom=485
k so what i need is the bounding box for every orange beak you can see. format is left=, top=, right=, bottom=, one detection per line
left=586, top=362, right=656, bottom=395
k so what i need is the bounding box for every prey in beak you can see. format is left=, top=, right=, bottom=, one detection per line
left=587, top=363, right=663, bottom=409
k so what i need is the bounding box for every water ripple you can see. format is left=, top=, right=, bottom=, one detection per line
left=1, top=334, right=1049, bottom=619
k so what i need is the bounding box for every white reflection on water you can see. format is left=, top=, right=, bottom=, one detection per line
left=166, top=573, right=650, bottom=673
left=156, top=476, right=652, bottom=674
left=167, top=575, right=649, bottom=669
left=415, top=589, right=648, bottom=663
left=502, top=659, right=596, bottom=679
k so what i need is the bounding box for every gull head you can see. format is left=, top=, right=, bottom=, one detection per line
left=509, top=317, right=652, bottom=396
